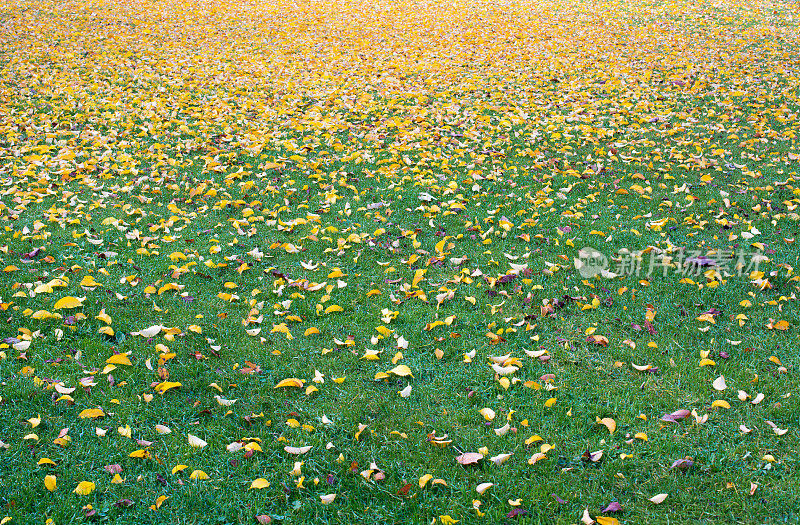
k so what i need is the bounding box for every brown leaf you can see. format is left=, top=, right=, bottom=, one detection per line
left=240, top=361, right=262, bottom=374
left=456, top=452, right=484, bottom=465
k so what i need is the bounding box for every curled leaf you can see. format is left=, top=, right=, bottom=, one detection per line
left=476, top=482, right=493, bottom=494
left=596, top=417, right=616, bottom=434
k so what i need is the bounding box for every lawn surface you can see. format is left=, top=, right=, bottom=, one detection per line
left=1, top=0, right=799, bottom=523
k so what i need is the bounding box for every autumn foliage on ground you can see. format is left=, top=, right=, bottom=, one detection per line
left=1, top=0, right=799, bottom=523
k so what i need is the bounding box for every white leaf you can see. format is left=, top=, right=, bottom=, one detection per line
left=489, top=453, right=512, bottom=466
left=137, top=325, right=162, bottom=338
left=284, top=445, right=312, bottom=455
left=476, top=482, right=494, bottom=495
left=187, top=434, right=207, bottom=448
left=649, top=493, right=668, bottom=504
left=214, top=395, right=237, bottom=406
left=494, top=423, right=510, bottom=436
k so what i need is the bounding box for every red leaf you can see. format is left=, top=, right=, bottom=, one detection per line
left=397, top=483, right=413, bottom=496
left=104, top=464, right=123, bottom=474
left=660, top=409, right=690, bottom=423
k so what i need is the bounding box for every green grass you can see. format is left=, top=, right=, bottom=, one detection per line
left=1, top=0, right=800, bottom=523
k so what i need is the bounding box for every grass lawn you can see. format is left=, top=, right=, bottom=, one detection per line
left=1, top=0, right=799, bottom=523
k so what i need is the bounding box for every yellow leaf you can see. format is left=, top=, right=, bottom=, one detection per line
left=154, top=381, right=182, bottom=394
left=245, top=442, right=263, bottom=452
left=388, top=364, right=413, bottom=377
left=544, top=398, right=557, bottom=408
left=324, top=305, right=343, bottom=314
left=250, top=478, right=270, bottom=489
left=171, top=465, right=188, bottom=475
left=525, top=434, right=543, bottom=445
left=78, top=408, right=105, bottom=419
left=412, top=268, right=427, bottom=288
left=419, top=474, right=433, bottom=488
left=189, top=470, right=209, bottom=480
left=79, top=275, right=101, bottom=288
left=106, top=354, right=132, bottom=366
left=275, top=378, right=305, bottom=388
left=597, top=518, right=620, bottom=525
left=95, top=310, right=112, bottom=324
left=74, top=481, right=95, bottom=495
left=772, top=320, right=790, bottom=331
left=711, top=400, right=731, bottom=409
left=44, top=475, right=57, bottom=492
left=31, top=310, right=58, bottom=320
left=596, top=417, right=616, bottom=434
left=54, top=296, right=84, bottom=310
